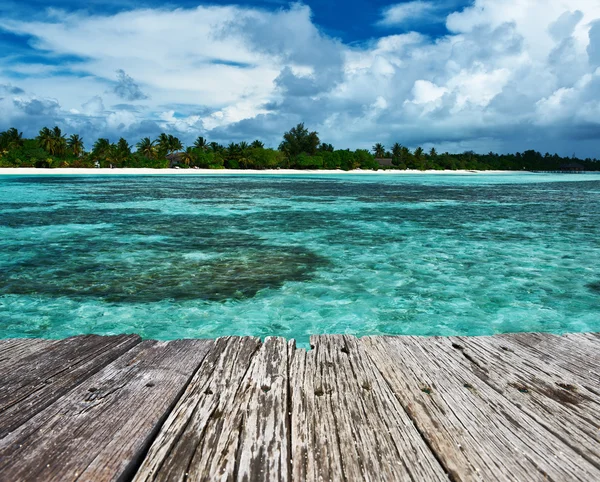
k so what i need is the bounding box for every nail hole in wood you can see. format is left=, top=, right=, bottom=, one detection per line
left=500, top=346, right=513, bottom=352
left=451, top=343, right=464, bottom=350
left=145, top=382, right=155, bottom=388
left=205, top=389, right=213, bottom=395
left=464, top=383, right=473, bottom=389
left=261, top=385, right=271, bottom=392
left=421, top=386, right=433, bottom=395
left=88, top=387, right=97, bottom=393
left=341, top=346, right=349, bottom=354
left=314, top=388, right=324, bottom=397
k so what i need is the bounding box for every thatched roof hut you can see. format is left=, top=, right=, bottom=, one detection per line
left=376, top=158, right=394, bottom=167
left=166, top=152, right=185, bottom=168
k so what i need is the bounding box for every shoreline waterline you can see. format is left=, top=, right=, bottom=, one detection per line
left=0, top=167, right=518, bottom=176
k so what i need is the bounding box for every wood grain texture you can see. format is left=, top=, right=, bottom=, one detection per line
left=235, top=336, right=290, bottom=482
left=496, top=332, right=599, bottom=386
left=0, top=338, right=58, bottom=367
left=133, top=336, right=262, bottom=482
left=290, top=335, right=448, bottom=482
left=0, top=339, right=211, bottom=482
left=362, top=335, right=600, bottom=481
left=448, top=334, right=600, bottom=469
left=0, top=334, right=141, bottom=438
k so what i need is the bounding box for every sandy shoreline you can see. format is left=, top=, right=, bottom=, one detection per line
left=0, top=168, right=516, bottom=176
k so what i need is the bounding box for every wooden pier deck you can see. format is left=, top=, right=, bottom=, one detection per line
left=0, top=332, right=598, bottom=481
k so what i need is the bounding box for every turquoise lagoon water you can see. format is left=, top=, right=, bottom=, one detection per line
left=1, top=172, right=600, bottom=347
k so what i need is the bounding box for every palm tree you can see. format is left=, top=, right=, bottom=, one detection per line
left=209, top=142, right=222, bottom=152
left=7, top=128, right=23, bottom=148
left=194, top=136, right=208, bottom=151
left=181, top=146, right=196, bottom=166
left=136, top=138, right=156, bottom=159
left=372, top=143, right=385, bottom=158
left=227, top=142, right=240, bottom=159
left=67, top=134, right=84, bottom=157
left=116, top=138, right=131, bottom=157
left=92, top=138, right=111, bottom=158
left=113, top=138, right=131, bottom=166
left=168, top=135, right=183, bottom=154
left=0, top=128, right=23, bottom=150
left=51, top=126, right=67, bottom=156
left=250, top=139, right=264, bottom=149
left=238, top=141, right=249, bottom=159
left=429, top=147, right=437, bottom=158
left=414, top=147, right=424, bottom=162
left=37, top=127, right=54, bottom=153
left=156, top=133, right=170, bottom=155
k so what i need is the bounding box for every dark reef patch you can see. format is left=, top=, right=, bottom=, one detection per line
left=0, top=245, right=329, bottom=303
left=586, top=281, right=600, bottom=294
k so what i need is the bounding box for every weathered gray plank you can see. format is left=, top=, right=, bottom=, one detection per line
left=362, top=335, right=600, bottom=481
left=133, top=336, right=262, bottom=482
left=290, top=335, right=448, bottom=482
left=0, top=339, right=212, bottom=482
left=289, top=340, right=342, bottom=481
left=445, top=335, right=600, bottom=469
left=563, top=332, right=600, bottom=345
left=235, top=336, right=290, bottom=482
left=496, top=332, right=599, bottom=387
left=0, top=338, right=58, bottom=367
left=0, top=334, right=141, bottom=437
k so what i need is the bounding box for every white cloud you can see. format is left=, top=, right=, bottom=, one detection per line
left=1, top=1, right=600, bottom=156
left=379, top=1, right=439, bottom=26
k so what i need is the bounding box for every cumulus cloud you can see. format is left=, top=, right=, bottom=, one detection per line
left=588, top=21, right=600, bottom=68
left=113, top=69, right=149, bottom=101
left=1, top=1, right=600, bottom=156
left=13, top=97, right=61, bottom=116
left=379, top=1, right=439, bottom=26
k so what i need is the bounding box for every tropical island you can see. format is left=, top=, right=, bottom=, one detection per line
left=1, top=123, right=598, bottom=172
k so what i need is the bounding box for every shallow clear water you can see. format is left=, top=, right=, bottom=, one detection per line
left=1, top=172, right=600, bottom=347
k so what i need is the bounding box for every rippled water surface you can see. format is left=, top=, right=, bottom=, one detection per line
left=1, top=172, right=600, bottom=346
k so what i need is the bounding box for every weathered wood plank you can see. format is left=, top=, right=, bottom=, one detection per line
left=496, top=332, right=599, bottom=387
left=235, top=336, right=290, bottom=482
left=445, top=335, right=600, bottom=469
left=0, top=339, right=212, bottom=482
left=133, top=336, right=262, bottom=482
left=289, top=339, right=342, bottom=481
left=290, top=335, right=448, bottom=482
left=0, top=338, right=58, bottom=367
left=0, top=334, right=141, bottom=438
left=362, top=335, right=600, bottom=481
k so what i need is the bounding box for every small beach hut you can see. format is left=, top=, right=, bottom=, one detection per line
left=375, top=158, right=394, bottom=168
left=559, top=162, right=585, bottom=172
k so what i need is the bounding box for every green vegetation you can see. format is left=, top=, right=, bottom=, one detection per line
left=0, top=124, right=598, bottom=171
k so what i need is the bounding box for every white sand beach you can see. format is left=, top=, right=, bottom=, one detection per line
left=0, top=168, right=513, bottom=175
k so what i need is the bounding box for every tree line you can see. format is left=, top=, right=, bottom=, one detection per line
left=0, top=124, right=598, bottom=171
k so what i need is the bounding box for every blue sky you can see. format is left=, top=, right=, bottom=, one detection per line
left=1, top=0, right=600, bottom=156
